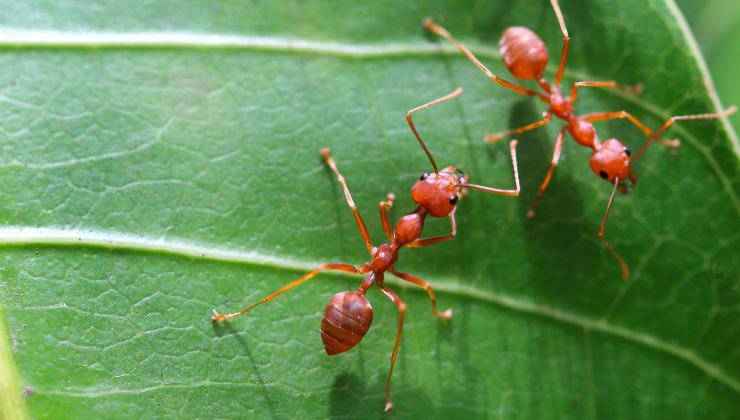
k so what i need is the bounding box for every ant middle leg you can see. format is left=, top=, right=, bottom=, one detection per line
left=527, top=127, right=565, bottom=218
left=570, top=81, right=643, bottom=102
left=582, top=111, right=681, bottom=149
left=379, top=193, right=396, bottom=241
left=212, top=263, right=362, bottom=321
left=485, top=111, right=552, bottom=143
left=378, top=285, right=407, bottom=413
left=321, top=148, right=373, bottom=251
left=390, top=269, right=452, bottom=319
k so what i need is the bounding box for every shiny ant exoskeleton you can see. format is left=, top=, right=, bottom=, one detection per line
left=425, top=0, right=735, bottom=279
left=213, top=88, right=520, bottom=412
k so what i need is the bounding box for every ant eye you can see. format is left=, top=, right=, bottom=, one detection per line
left=449, top=195, right=459, bottom=205
left=624, top=147, right=632, bottom=156
left=599, top=170, right=609, bottom=179
left=419, top=173, right=428, bottom=181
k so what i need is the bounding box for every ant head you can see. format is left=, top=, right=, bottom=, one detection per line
left=590, top=138, right=633, bottom=184
left=411, top=166, right=467, bottom=217
left=499, top=26, right=549, bottom=80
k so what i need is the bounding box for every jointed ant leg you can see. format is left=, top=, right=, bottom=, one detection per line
left=462, top=140, right=521, bottom=196
left=405, top=208, right=456, bottom=248
left=378, top=285, right=407, bottom=413
left=631, top=106, right=737, bottom=160
left=570, top=81, right=617, bottom=102
left=550, top=0, right=570, bottom=85
left=527, top=127, right=566, bottom=218
left=212, top=263, right=361, bottom=321
left=379, top=193, right=396, bottom=241
left=583, top=111, right=681, bottom=149
left=406, top=88, right=464, bottom=173
left=423, top=19, right=547, bottom=101
left=599, top=178, right=630, bottom=280
left=486, top=111, right=552, bottom=143
left=321, top=148, right=373, bottom=251
left=390, top=269, right=452, bottom=319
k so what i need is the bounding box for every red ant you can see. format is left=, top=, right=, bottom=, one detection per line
left=212, top=88, right=520, bottom=412
left=424, top=0, right=736, bottom=279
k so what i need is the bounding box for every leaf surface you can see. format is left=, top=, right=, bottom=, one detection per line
left=0, top=0, right=738, bottom=418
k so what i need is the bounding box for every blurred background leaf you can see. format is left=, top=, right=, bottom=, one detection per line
left=0, top=0, right=738, bottom=418
left=677, top=0, right=740, bottom=134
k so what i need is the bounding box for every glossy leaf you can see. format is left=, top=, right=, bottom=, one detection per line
left=0, top=0, right=738, bottom=418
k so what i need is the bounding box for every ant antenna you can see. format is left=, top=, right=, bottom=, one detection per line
left=599, top=177, right=630, bottom=280
left=631, top=106, right=737, bottom=161
left=405, top=87, right=463, bottom=174
left=460, top=140, right=521, bottom=196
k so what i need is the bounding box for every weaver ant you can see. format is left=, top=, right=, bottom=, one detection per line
left=424, top=0, right=736, bottom=279
left=212, top=88, right=520, bottom=412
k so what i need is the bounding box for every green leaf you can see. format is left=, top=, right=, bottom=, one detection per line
left=1, top=0, right=738, bottom=418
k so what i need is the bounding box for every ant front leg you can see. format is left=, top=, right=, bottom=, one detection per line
left=599, top=178, right=630, bottom=280
left=321, top=148, right=373, bottom=252
left=405, top=208, right=456, bottom=248
left=378, top=285, right=407, bottom=413
left=212, top=263, right=362, bottom=321
left=527, top=128, right=565, bottom=218
left=390, top=269, right=452, bottom=319
left=486, top=111, right=551, bottom=143
left=378, top=193, right=396, bottom=241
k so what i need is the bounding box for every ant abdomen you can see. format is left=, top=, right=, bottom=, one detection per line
left=321, top=291, right=373, bottom=355
left=499, top=26, right=549, bottom=80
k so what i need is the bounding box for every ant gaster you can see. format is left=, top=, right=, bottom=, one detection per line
left=425, top=0, right=736, bottom=279
left=212, top=88, right=520, bottom=412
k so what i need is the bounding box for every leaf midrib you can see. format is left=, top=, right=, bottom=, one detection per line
left=0, top=227, right=737, bottom=396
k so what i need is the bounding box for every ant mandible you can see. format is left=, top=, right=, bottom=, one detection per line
left=212, top=88, right=520, bottom=412
left=424, top=0, right=736, bottom=279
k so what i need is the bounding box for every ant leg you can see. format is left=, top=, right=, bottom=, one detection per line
left=321, top=148, right=373, bottom=252
left=485, top=112, right=551, bottom=143
left=212, top=263, right=361, bottom=321
left=406, top=87, right=464, bottom=173
left=377, top=285, right=407, bottom=413
left=527, top=127, right=566, bottom=218
left=390, top=269, right=452, bottom=319
left=599, top=178, right=630, bottom=280
left=582, top=111, right=681, bottom=148
left=379, top=193, right=396, bottom=241
left=405, top=208, right=456, bottom=248
left=550, top=0, right=571, bottom=85
left=462, top=140, right=521, bottom=196
left=423, top=19, right=547, bottom=101
left=570, top=81, right=617, bottom=102
left=570, top=81, right=642, bottom=102
left=631, top=106, right=736, bottom=160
